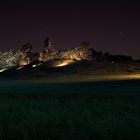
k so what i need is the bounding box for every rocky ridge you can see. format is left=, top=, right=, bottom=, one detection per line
left=0, top=38, right=92, bottom=69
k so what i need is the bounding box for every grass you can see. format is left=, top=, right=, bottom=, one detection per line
left=0, top=80, right=140, bottom=139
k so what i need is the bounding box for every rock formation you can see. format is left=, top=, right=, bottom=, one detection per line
left=59, top=45, right=92, bottom=61
left=39, top=38, right=59, bottom=62
left=19, top=43, right=32, bottom=66
left=0, top=38, right=93, bottom=69
left=0, top=50, right=19, bottom=68
left=38, top=39, right=92, bottom=62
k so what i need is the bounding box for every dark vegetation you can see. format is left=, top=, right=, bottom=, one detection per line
left=0, top=80, right=140, bottom=139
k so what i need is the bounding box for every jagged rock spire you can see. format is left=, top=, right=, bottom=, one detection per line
left=38, top=37, right=59, bottom=62
left=44, top=38, right=52, bottom=48
left=20, top=43, right=32, bottom=53
left=19, top=43, right=32, bottom=66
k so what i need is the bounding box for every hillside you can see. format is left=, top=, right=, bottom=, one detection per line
left=0, top=38, right=140, bottom=81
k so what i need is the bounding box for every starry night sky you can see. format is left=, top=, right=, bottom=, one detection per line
left=0, top=1, right=140, bottom=58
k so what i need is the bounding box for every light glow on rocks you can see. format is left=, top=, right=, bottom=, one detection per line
left=32, top=63, right=42, bottom=68
left=32, top=64, right=37, bottom=68
left=17, top=66, right=24, bottom=70
left=0, top=68, right=8, bottom=73
left=54, top=60, right=74, bottom=67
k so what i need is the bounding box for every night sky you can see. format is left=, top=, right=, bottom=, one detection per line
left=0, top=1, right=140, bottom=58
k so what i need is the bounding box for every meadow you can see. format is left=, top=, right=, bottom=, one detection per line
left=0, top=79, right=140, bottom=139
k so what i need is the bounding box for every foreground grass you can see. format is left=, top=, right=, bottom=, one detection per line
left=0, top=80, right=140, bottom=139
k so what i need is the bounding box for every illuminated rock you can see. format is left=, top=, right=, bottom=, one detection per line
left=0, top=50, right=19, bottom=68
left=59, top=42, right=92, bottom=61
left=19, top=43, right=32, bottom=66
left=39, top=46, right=59, bottom=62
left=0, top=39, right=93, bottom=69
left=39, top=39, right=92, bottom=62
left=59, top=46, right=92, bottom=61
left=39, top=38, right=59, bottom=62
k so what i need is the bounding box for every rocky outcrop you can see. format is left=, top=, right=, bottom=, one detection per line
left=0, top=39, right=93, bottom=69
left=38, top=38, right=59, bottom=62
left=38, top=46, right=92, bottom=62
left=59, top=47, right=92, bottom=61
left=38, top=39, right=93, bottom=62
left=0, top=50, right=19, bottom=68
left=19, top=43, right=32, bottom=66
left=39, top=47, right=59, bottom=62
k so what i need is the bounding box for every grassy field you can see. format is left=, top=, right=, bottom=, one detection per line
left=0, top=80, right=140, bottom=139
